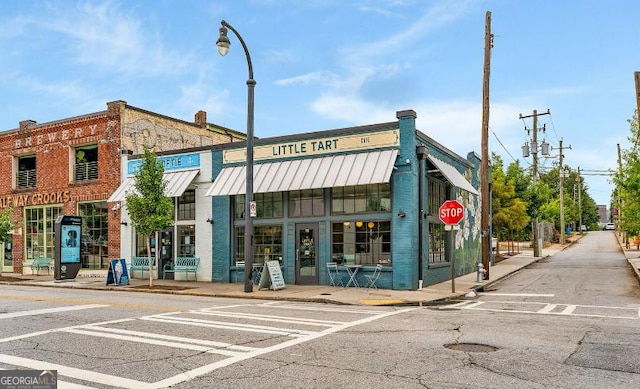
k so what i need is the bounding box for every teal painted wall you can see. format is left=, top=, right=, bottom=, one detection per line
left=207, top=110, right=481, bottom=290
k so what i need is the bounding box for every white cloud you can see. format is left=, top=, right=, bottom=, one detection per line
left=31, top=1, right=192, bottom=77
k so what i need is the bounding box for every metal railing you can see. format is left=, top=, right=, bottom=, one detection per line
left=16, top=169, right=36, bottom=188
left=74, top=161, right=98, bottom=181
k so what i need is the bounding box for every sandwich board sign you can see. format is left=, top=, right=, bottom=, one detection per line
left=258, top=260, right=286, bottom=290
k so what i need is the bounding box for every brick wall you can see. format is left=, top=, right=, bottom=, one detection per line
left=0, top=112, right=123, bottom=272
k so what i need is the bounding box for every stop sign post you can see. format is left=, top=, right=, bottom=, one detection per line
left=439, top=200, right=464, bottom=293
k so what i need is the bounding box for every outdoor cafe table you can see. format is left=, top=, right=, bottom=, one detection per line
left=343, top=264, right=362, bottom=287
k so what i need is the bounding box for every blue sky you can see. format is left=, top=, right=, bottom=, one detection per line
left=1, top=0, right=638, bottom=207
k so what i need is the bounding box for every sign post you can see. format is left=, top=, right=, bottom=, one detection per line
left=439, top=200, right=464, bottom=293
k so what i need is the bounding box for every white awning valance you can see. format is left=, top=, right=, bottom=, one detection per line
left=206, top=149, right=398, bottom=196
left=108, top=169, right=199, bottom=202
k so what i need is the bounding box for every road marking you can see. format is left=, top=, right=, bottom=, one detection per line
left=481, top=293, right=555, bottom=297
left=78, top=325, right=257, bottom=352
left=0, top=354, right=148, bottom=389
left=537, top=304, right=557, bottom=314
left=192, top=309, right=344, bottom=326
left=451, top=300, right=639, bottom=320
left=149, top=307, right=417, bottom=389
left=0, top=302, right=416, bottom=389
left=141, top=315, right=316, bottom=337
left=0, top=304, right=108, bottom=320
left=261, top=302, right=384, bottom=315
left=65, top=328, right=245, bottom=357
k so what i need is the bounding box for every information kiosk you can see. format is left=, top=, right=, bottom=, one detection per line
left=54, top=215, right=82, bottom=281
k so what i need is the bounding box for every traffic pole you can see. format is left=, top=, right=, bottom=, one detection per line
left=450, top=226, right=455, bottom=293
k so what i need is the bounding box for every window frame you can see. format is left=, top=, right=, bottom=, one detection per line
left=73, top=144, right=99, bottom=182
left=15, top=154, right=37, bottom=189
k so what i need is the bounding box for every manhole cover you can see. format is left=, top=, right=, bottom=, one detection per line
left=445, top=343, right=498, bottom=353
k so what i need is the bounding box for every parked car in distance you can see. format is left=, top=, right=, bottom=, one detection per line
left=604, top=223, right=615, bottom=230
left=580, top=225, right=588, bottom=231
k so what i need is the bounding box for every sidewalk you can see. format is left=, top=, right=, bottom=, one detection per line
left=0, top=246, right=564, bottom=306
left=618, top=236, right=640, bottom=283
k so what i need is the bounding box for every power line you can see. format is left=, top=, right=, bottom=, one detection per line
left=547, top=113, right=561, bottom=143
left=489, top=126, right=520, bottom=164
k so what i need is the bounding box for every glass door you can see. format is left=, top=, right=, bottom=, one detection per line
left=295, top=223, right=318, bottom=285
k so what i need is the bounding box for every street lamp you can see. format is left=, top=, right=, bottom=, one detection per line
left=217, top=20, right=256, bottom=293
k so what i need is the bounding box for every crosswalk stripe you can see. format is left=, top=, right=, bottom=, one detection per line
left=0, top=304, right=109, bottom=320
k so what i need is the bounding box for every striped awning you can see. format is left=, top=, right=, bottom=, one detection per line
left=427, top=155, right=478, bottom=195
left=206, top=149, right=398, bottom=196
left=108, top=169, right=200, bottom=202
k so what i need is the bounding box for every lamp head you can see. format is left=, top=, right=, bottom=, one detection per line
left=216, top=25, right=231, bottom=56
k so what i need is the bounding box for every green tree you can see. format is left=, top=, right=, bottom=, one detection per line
left=125, top=148, right=174, bottom=287
left=615, top=110, right=640, bottom=241
left=491, top=153, right=530, bottom=251
left=0, top=207, right=15, bottom=244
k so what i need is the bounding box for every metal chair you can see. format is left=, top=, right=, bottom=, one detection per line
left=364, top=264, right=383, bottom=289
left=326, top=262, right=344, bottom=286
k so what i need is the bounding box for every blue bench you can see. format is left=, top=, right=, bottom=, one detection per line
left=30, top=257, right=52, bottom=275
left=130, top=256, right=156, bottom=279
left=163, top=257, right=200, bottom=281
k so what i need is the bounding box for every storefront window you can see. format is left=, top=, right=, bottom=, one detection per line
left=332, top=183, right=390, bottom=214
left=135, top=234, right=151, bottom=257
left=234, top=193, right=283, bottom=219
left=289, top=189, right=324, bottom=217
left=24, top=207, right=61, bottom=260
left=429, top=222, right=447, bottom=263
left=78, top=202, right=108, bottom=269
left=428, top=178, right=450, bottom=264
left=177, top=189, right=195, bottom=220
left=332, top=221, right=391, bottom=265
left=429, top=179, right=449, bottom=215
left=235, top=225, right=283, bottom=265
left=177, top=225, right=195, bottom=256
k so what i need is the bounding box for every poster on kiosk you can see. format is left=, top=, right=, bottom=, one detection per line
left=54, top=215, right=82, bottom=281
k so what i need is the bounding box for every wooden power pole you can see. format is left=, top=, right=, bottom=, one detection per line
left=480, top=11, right=493, bottom=279
left=635, top=72, right=640, bottom=140
left=519, top=109, right=550, bottom=257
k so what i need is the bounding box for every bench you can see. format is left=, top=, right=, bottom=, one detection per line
left=163, top=257, right=200, bottom=281
left=30, top=257, right=52, bottom=275
left=130, top=256, right=156, bottom=279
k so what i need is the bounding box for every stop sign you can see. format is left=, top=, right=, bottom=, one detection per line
left=439, top=200, right=464, bottom=225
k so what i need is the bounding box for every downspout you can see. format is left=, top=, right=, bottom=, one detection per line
left=416, top=145, right=428, bottom=289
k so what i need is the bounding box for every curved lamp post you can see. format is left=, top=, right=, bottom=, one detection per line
left=217, top=20, right=255, bottom=293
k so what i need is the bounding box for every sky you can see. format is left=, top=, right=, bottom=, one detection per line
left=1, top=0, right=638, bottom=207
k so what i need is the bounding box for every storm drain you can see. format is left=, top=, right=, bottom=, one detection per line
left=445, top=343, right=498, bottom=353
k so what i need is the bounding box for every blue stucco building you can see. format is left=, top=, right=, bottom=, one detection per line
left=205, top=110, right=481, bottom=290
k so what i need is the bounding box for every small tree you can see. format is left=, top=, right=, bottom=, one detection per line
left=0, top=208, right=15, bottom=273
left=125, top=148, right=174, bottom=287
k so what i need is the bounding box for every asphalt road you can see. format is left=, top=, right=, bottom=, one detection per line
left=0, top=230, right=638, bottom=388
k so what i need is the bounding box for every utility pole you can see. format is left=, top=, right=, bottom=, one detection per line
left=635, top=72, right=640, bottom=140
left=480, top=11, right=492, bottom=279
left=557, top=139, right=571, bottom=244
left=519, top=109, right=550, bottom=257
left=577, top=167, right=583, bottom=231
left=617, top=143, right=623, bottom=237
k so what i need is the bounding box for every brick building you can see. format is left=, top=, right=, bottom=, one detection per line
left=0, top=100, right=243, bottom=274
